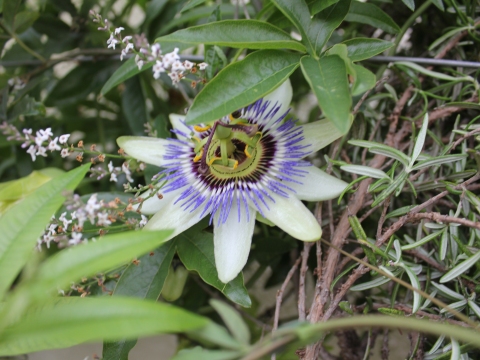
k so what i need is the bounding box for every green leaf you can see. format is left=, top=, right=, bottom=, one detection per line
left=122, top=76, right=148, bottom=135
left=394, top=61, right=474, bottom=82
left=343, top=38, right=394, bottom=62
left=156, top=20, right=306, bottom=52
left=8, top=95, right=45, bottom=120
left=440, top=250, right=480, bottom=283
left=351, top=64, right=376, bottom=96
left=162, top=264, right=189, bottom=301
left=348, top=140, right=411, bottom=168
left=300, top=55, right=352, bottom=133
left=102, top=241, right=176, bottom=360
left=113, top=241, right=176, bottom=299
left=431, top=0, right=444, bottom=11
left=176, top=231, right=251, bottom=307
left=345, top=2, right=400, bottom=34
left=13, top=11, right=39, bottom=34
left=172, top=347, right=241, bottom=360
left=272, top=0, right=351, bottom=56
left=0, top=297, right=207, bottom=356
left=181, top=0, right=209, bottom=13
left=402, top=0, right=415, bottom=11
left=340, top=165, right=389, bottom=180
left=210, top=299, right=250, bottom=345
left=30, top=230, right=173, bottom=295
left=187, top=321, right=243, bottom=350
left=0, top=170, right=53, bottom=201
left=308, top=0, right=339, bottom=15
left=144, top=0, right=169, bottom=28
left=101, top=57, right=152, bottom=96
left=3, top=0, right=21, bottom=29
left=409, top=113, right=429, bottom=167
left=397, top=263, right=421, bottom=313
left=0, top=164, right=90, bottom=299
left=185, top=50, right=301, bottom=126
left=45, top=62, right=115, bottom=106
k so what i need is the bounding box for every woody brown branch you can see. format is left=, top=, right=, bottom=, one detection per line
left=303, top=24, right=475, bottom=359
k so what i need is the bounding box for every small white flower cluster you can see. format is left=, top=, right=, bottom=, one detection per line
left=139, top=44, right=208, bottom=84
left=106, top=27, right=135, bottom=61
left=8, top=77, right=26, bottom=90
left=89, top=161, right=136, bottom=183
left=0, top=122, right=71, bottom=162
left=37, top=194, right=117, bottom=249
left=90, top=10, right=208, bottom=86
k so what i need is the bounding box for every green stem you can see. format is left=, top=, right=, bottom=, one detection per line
left=0, top=21, right=46, bottom=63
left=389, top=0, right=433, bottom=56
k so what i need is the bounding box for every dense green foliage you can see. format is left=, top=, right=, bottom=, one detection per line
left=1, top=0, right=480, bottom=359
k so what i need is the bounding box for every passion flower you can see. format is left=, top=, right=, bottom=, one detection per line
left=118, top=80, right=348, bottom=283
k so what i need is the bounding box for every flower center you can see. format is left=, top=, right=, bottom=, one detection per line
left=193, top=117, right=264, bottom=179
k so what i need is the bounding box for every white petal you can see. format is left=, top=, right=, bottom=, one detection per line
left=298, top=117, right=352, bottom=156
left=136, top=188, right=182, bottom=215
left=145, top=194, right=205, bottom=238
left=290, top=166, right=348, bottom=201
left=264, top=194, right=321, bottom=242
left=117, top=136, right=168, bottom=167
left=263, top=79, right=293, bottom=120
left=169, top=114, right=191, bottom=140
left=214, top=198, right=255, bottom=283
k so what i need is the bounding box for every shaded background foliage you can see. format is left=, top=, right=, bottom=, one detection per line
left=1, top=0, right=480, bottom=359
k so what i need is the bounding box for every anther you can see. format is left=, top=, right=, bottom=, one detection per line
left=194, top=125, right=211, bottom=132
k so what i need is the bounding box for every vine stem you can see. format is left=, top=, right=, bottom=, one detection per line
left=0, top=21, right=46, bottom=63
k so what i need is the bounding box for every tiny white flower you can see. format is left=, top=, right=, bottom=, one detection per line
left=139, top=215, right=148, bottom=227
left=69, top=232, right=83, bottom=245
left=171, top=60, right=185, bottom=73
left=36, top=146, right=48, bottom=157
left=59, top=134, right=70, bottom=144
left=123, top=35, right=132, bottom=43
left=198, top=62, right=208, bottom=70
left=135, top=55, right=144, bottom=70
left=43, top=234, right=55, bottom=248
left=76, top=211, right=87, bottom=227
left=23, top=128, right=32, bottom=138
left=59, top=212, right=72, bottom=229
left=26, top=145, right=37, bottom=161
left=48, top=224, right=58, bottom=235
left=97, top=212, right=112, bottom=226
left=108, top=161, right=115, bottom=173
left=150, top=43, right=161, bottom=58
left=110, top=173, right=118, bottom=182
left=122, top=162, right=134, bottom=182
left=107, top=34, right=118, bottom=49
left=114, top=27, right=124, bottom=35
left=61, top=148, right=70, bottom=158
left=48, top=137, right=61, bottom=151
left=152, top=60, right=165, bottom=79
left=162, top=48, right=180, bottom=68
left=183, top=60, right=194, bottom=70
left=40, top=128, right=53, bottom=138
left=168, top=72, right=180, bottom=84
